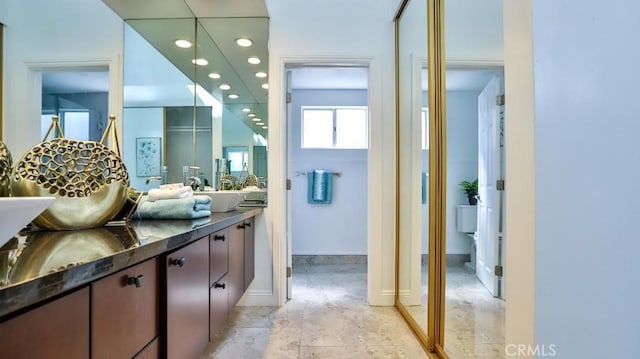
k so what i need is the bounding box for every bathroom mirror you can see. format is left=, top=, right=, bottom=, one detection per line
left=395, top=0, right=431, bottom=347
left=120, top=15, right=269, bottom=191
left=441, top=0, right=505, bottom=357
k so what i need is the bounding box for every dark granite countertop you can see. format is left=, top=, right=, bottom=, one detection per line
left=0, top=207, right=262, bottom=319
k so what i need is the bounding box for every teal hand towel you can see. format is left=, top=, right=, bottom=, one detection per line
left=307, top=170, right=333, bottom=204
left=134, top=195, right=212, bottom=219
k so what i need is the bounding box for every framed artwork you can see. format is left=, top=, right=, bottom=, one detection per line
left=136, top=137, right=161, bottom=177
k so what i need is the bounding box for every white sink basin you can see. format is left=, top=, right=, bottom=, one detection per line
left=0, top=197, right=55, bottom=248
left=198, top=191, right=247, bottom=212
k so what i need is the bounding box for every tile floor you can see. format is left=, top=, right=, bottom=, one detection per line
left=204, top=262, right=428, bottom=358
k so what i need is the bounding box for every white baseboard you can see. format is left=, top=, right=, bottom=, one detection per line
left=368, top=289, right=395, bottom=306
left=236, top=289, right=278, bottom=306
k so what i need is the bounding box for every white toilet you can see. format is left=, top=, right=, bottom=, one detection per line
left=456, top=205, right=477, bottom=271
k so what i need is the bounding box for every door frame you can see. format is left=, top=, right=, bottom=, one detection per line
left=270, top=55, right=390, bottom=306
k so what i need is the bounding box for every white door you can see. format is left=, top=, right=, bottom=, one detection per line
left=285, top=69, right=293, bottom=300
left=476, top=75, right=501, bottom=296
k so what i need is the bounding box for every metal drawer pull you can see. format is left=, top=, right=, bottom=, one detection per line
left=214, top=282, right=226, bottom=289
left=213, top=234, right=226, bottom=241
left=171, top=257, right=186, bottom=267
left=128, top=274, right=145, bottom=288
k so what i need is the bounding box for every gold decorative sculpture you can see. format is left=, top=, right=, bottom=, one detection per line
left=10, top=115, right=130, bottom=230
left=0, top=141, right=12, bottom=197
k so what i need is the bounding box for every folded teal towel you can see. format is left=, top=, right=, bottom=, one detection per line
left=134, top=195, right=212, bottom=219
left=307, top=170, right=333, bottom=204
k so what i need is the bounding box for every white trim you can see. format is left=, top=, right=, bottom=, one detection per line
left=270, top=54, right=393, bottom=307
left=24, top=56, right=123, bottom=149
left=236, top=289, right=278, bottom=306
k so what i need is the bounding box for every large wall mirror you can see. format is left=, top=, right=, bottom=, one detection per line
left=396, top=0, right=505, bottom=357
left=104, top=0, right=269, bottom=193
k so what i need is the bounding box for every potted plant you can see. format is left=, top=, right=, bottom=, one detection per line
left=459, top=179, right=478, bottom=205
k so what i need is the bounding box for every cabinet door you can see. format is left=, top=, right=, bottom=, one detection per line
left=165, top=237, right=210, bottom=359
left=228, top=222, right=245, bottom=308
left=0, top=287, right=89, bottom=359
left=210, top=227, right=229, bottom=285
left=92, top=258, right=159, bottom=359
left=243, top=217, right=255, bottom=290
left=210, top=273, right=229, bottom=339
left=134, top=337, right=160, bottom=359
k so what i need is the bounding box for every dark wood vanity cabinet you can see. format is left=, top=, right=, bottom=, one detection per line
left=210, top=228, right=230, bottom=337
left=0, top=287, right=90, bottom=359
left=165, top=236, right=210, bottom=359
left=92, top=258, right=159, bottom=359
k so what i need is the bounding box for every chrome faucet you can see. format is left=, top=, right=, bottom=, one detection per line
left=145, top=176, right=163, bottom=185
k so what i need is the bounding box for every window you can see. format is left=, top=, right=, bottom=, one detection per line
left=301, top=106, right=368, bottom=149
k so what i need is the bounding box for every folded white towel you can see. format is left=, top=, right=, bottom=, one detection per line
left=159, top=183, right=185, bottom=190
left=148, top=186, right=193, bottom=202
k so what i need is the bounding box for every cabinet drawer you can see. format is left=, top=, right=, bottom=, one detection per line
left=210, top=228, right=229, bottom=285
left=0, top=287, right=90, bottom=359
left=210, top=274, right=229, bottom=340
left=92, top=258, right=159, bottom=359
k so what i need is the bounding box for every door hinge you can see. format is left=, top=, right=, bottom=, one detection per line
left=286, top=179, right=292, bottom=190
left=286, top=92, right=292, bottom=104
left=286, top=266, right=292, bottom=278
left=495, top=265, right=503, bottom=277
left=496, top=179, right=505, bottom=191
left=496, top=94, right=505, bottom=106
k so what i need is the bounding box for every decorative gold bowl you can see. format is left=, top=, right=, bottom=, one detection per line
left=11, top=138, right=129, bottom=230
left=0, top=141, right=12, bottom=197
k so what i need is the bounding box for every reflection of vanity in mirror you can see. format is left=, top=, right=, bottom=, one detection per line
left=104, top=2, right=269, bottom=199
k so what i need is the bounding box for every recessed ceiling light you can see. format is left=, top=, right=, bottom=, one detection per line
left=255, top=71, right=267, bottom=78
left=219, top=84, right=231, bottom=90
left=262, top=126, right=268, bottom=129
left=252, top=118, right=260, bottom=122
left=261, top=83, right=269, bottom=89
left=248, top=57, right=261, bottom=65
left=228, top=94, right=239, bottom=99
left=242, top=108, right=251, bottom=112
left=248, top=113, right=256, bottom=118
left=208, top=72, right=221, bottom=79
left=174, top=39, right=192, bottom=48
left=256, top=122, right=264, bottom=126
left=235, top=38, right=253, bottom=47
left=192, top=58, right=208, bottom=66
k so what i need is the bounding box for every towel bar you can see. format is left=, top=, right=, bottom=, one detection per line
left=295, top=171, right=341, bottom=177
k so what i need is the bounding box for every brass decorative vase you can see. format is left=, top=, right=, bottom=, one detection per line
left=10, top=115, right=130, bottom=230
left=0, top=141, right=12, bottom=197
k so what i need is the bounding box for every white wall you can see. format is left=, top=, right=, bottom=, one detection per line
left=266, top=0, right=398, bottom=305
left=532, top=1, right=640, bottom=358
left=291, top=89, right=367, bottom=255
left=2, top=0, right=123, bottom=156
left=444, top=91, right=479, bottom=254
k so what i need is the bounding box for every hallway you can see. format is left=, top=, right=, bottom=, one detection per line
left=204, top=262, right=427, bottom=358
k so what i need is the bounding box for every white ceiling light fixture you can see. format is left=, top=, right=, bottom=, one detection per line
left=252, top=118, right=260, bottom=122
left=261, top=83, right=269, bottom=89
left=228, top=94, right=239, bottom=99
left=256, top=122, right=264, bottom=126
left=242, top=108, right=251, bottom=113
left=208, top=72, right=221, bottom=79
left=192, top=58, right=208, bottom=66
left=248, top=57, right=261, bottom=65
left=262, top=126, right=268, bottom=129
left=174, top=39, right=192, bottom=48
left=235, top=38, right=253, bottom=47
left=219, top=84, right=231, bottom=90
left=255, top=71, right=267, bottom=78
left=248, top=113, right=256, bottom=118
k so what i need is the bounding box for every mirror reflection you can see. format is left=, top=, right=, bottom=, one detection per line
left=396, top=0, right=429, bottom=336
left=443, top=0, right=505, bottom=357
left=120, top=15, right=268, bottom=194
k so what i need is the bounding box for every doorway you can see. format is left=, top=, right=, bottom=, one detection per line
left=285, top=65, right=369, bottom=301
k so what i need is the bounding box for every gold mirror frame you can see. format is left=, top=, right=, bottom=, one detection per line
left=394, top=0, right=448, bottom=356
